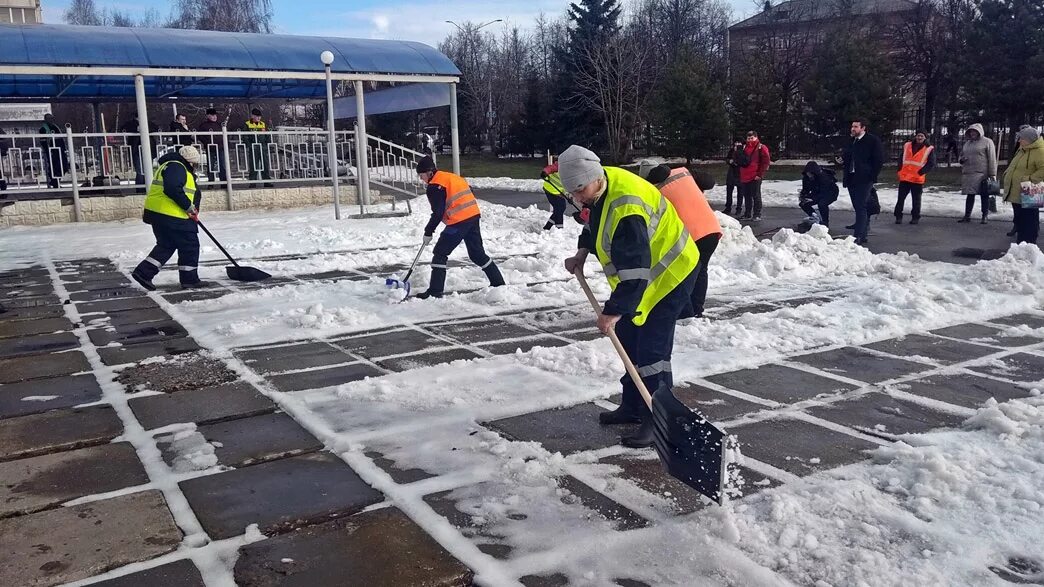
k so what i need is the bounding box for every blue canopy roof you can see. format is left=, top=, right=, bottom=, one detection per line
left=0, top=23, right=460, bottom=101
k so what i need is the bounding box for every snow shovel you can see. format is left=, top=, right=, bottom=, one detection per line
left=385, top=238, right=430, bottom=301
left=574, top=269, right=728, bottom=505
left=197, top=220, right=272, bottom=282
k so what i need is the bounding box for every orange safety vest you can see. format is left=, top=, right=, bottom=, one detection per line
left=655, top=167, right=723, bottom=242
left=897, top=142, right=934, bottom=185
left=430, top=170, right=480, bottom=225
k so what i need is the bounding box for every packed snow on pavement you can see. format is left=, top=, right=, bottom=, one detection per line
left=3, top=196, right=1043, bottom=586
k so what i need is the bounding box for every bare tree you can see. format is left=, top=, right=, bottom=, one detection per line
left=63, top=0, right=104, bottom=25
left=168, top=0, right=274, bottom=33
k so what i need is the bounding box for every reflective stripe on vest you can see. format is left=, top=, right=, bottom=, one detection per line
left=595, top=167, right=699, bottom=326
left=898, top=142, right=933, bottom=185
left=655, top=167, right=723, bottom=242
left=144, top=161, right=197, bottom=220
left=430, top=170, right=480, bottom=225
left=543, top=172, right=566, bottom=196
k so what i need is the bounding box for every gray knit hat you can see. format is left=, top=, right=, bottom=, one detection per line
left=558, top=145, right=603, bottom=192
left=1017, top=126, right=1040, bottom=143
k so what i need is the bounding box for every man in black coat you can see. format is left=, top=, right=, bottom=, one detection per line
left=841, top=119, right=884, bottom=245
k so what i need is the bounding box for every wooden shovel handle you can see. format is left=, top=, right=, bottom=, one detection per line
left=573, top=269, right=654, bottom=410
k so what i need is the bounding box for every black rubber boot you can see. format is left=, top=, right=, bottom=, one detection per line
left=483, top=263, right=505, bottom=287
left=131, top=268, right=156, bottom=291
left=599, top=406, right=642, bottom=425
left=620, top=419, right=655, bottom=448
left=910, top=217, right=919, bottom=225
left=415, top=290, right=443, bottom=300
left=957, top=216, right=971, bottom=223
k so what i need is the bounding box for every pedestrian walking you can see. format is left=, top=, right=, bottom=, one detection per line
left=541, top=161, right=568, bottom=230
left=798, top=161, right=839, bottom=227
left=559, top=145, right=699, bottom=448
left=739, top=131, right=770, bottom=221
left=414, top=156, right=505, bottom=299
left=131, top=146, right=209, bottom=291
left=958, top=123, right=997, bottom=224
left=1002, top=126, right=1044, bottom=244
left=841, top=119, right=884, bottom=245
left=724, top=140, right=744, bottom=216
left=196, top=108, right=226, bottom=182
left=894, top=131, right=936, bottom=224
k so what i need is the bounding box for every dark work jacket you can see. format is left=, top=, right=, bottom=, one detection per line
left=841, top=133, right=884, bottom=187
left=196, top=119, right=223, bottom=146
left=799, top=161, right=839, bottom=206
left=168, top=121, right=194, bottom=146
left=576, top=178, right=651, bottom=317
left=143, top=152, right=202, bottom=232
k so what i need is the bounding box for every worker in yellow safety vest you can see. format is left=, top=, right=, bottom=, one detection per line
left=894, top=130, right=936, bottom=224
left=560, top=145, right=699, bottom=448
left=242, top=107, right=272, bottom=183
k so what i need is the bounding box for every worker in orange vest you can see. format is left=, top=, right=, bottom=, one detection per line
left=641, top=163, right=723, bottom=319
left=894, top=130, right=936, bottom=225
left=414, top=156, right=505, bottom=299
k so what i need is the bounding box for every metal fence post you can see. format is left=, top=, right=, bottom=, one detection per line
left=222, top=124, right=234, bottom=210
left=64, top=124, right=82, bottom=222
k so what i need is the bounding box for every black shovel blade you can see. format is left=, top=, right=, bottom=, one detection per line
left=226, top=265, right=271, bottom=282
left=650, top=382, right=727, bottom=505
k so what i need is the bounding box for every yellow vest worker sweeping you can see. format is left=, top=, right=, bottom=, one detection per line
left=894, top=130, right=936, bottom=224
left=131, top=146, right=208, bottom=291
left=561, top=145, right=699, bottom=448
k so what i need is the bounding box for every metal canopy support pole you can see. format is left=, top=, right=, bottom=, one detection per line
left=64, top=124, right=82, bottom=222
left=324, top=60, right=341, bottom=220
left=134, top=74, right=153, bottom=188
left=353, top=80, right=370, bottom=210
left=449, top=82, right=460, bottom=175
left=222, top=124, right=234, bottom=210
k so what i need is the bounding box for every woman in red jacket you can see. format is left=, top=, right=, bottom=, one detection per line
left=739, top=130, right=771, bottom=221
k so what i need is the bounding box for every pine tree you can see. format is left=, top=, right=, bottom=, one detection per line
left=651, top=50, right=729, bottom=162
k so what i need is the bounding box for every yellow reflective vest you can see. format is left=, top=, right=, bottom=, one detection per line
left=594, top=167, right=699, bottom=326
left=543, top=172, right=566, bottom=196
left=144, top=160, right=198, bottom=219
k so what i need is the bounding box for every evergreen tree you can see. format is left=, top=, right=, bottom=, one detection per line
left=651, top=50, right=729, bottom=162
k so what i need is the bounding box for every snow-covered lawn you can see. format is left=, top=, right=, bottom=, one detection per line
left=3, top=199, right=1042, bottom=585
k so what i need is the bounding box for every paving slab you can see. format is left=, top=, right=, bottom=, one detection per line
left=180, top=451, right=383, bottom=539
left=729, top=417, right=878, bottom=477
left=87, top=320, right=189, bottom=347
left=63, top=278, right=133, bottom=293
left=705, top=364, right=858, bottom=404
left=808, top=392, right=965, bottom=438
left=520, top=574, right=570, bottom=587
left=0, top=373, right=102, bottom=419
left=162, top=412, right=322, bottom=468
left=97, top=336, right=200, bottom=366
left=0, top=351, right=91, bottom=384
left=0, top=316, right=74, bottom=339
left=236, top=341, right=353, bottom=374
left=129, top=382, right=276, bottom=430
left=297, top=269, right=367, bottom=281
left=1, top=284, right=55, bottom=298
left=116, top=352, right=239, bottom=393
left=862, top=334, right=1000, bottom=365
left=0, top=406, right=122, bottom=461
left=775, top=296, right=834, bottom=308
left=791, top=346, right=931, bottom=384
left=0, top=490, right=181, bottom=587
left=480, top=336, right=572, bottom=356
left=363, top=450, right=437, bottom=484
left=930, top=323, right=1041, bottom=347
left=0, top=442, right=149, bottom=517
left=486, top=403, right=637, bottom=455
left=965, top=352, right=1044, bottom=384
left=334, top=328, right=451, bottom=358
left=707, top=302, right=781, bottom=319
left=58, top=271, right=126, bottom=283
left=608, top=383, right=766, bottom=422
left=84, top=307, right=172, bottom=328
left=378, top=347, right=482, bottom=372
left=0, top=331, right=80, bottom=359
left=519, top=307, right=593, bottom=334
left=428, top=318, right=544, bottom=344
left=86, top=559, right=205, bottom=587
left=988, top=313, right=1044, bottom=330
left=423, top=486, right=515, bottom=559
left=68, top=287, right=144, bottom=303
left=561, top=328, right=603, bottom=342
left=267, top=362, right=384, bottom=392
left=76, top=296, right=161, bottom=314
left=162, top=289, right=231, bottom=303
left=233, top=506, right=473, bottom=586
left=0, top=303, right=66, bottom=322
left=1, top=294, right=62, bottom=309
left=894, top=373, right=1033, bottom=409
left=557, top=475, right=649, bottom=530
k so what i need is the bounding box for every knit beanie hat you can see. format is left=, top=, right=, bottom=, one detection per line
left=1018, top=126, right=1040, bottom=143
left=415, top=155, right=436, bottom=174
left=558, top=145, right=602, bottom=192
left=178, top=145, right=201, bottom=165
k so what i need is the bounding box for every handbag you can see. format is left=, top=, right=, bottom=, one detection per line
left=1020, top=181, right=1044, bottom=209
left=981, top=176, right=1001, bottom=196
left=989, top=195, right=998, bottom=213
left=867, top=187, right=881, bottom=216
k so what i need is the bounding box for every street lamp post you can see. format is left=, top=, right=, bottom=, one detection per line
left=321, top=50, right=340, bottom=220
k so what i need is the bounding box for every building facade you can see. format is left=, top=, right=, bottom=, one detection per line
left=0, top=0, right=42, bottom=24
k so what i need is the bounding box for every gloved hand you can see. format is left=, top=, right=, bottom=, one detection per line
left=422, top=234, right=432, bottom=246
left=572, top=208, right=590, bottom=225
left=187, top=206, right=199, bottom=222
left=564, top=250, right=588, bottom=275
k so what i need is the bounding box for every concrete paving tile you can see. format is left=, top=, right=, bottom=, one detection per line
left=791, top=346, right=932, bottom=384
left=706, top=363, right=858, bottom=403
left=894, top=373, right=1033, bottom=409
left=233, top=507, right=472, bottom=586
left=87, top=320, right=189, bottom=347
left=561, top=328, right=603, bottom=342
left=0, top=352, right=91, bottom=384
left=608, top=383, right=766, bottom=422
left=0, top=331, right=80, bottom=359
left=0, top=284, right=54, bottom=298
left=931, top=323, right=1041, bottom=347
left=180, top=452, right=383, bottom=539
left=62, top=278, right=132, bottom=293
left=0, top=316, right=75, bottom=339
left=479, top=336, right=571, bottom=356
left=1, top=294, right=62, bottom=309
left=163, top=412, right=322, bottom=468
left=557, top=475, right=649, bottom=530
left=518, top=307, right=593, bottom=334
left=965, top=352, right=1044, bottom=384
left=76, top=296, right=160, bottom=314
left=84, top=307, right=171, bottom=328
left=862, top=334, right=999, bottom=365
left=116, top=352, right=238, bottom=394
left=0, top=490, right=181, bottom=587
left=0, top=373, right=102, bottom=419
left=267, top=362, right=383, bottom=392
left=520, top=574, right=570, bottom=587
left=0, top=406, right=122, bottom=462
left=97, top=337, right=200, bottom=367
left=808, top=392, right=965, bottom=438
left=729, top=417, right=877, bottom=476
left=377, top=347, right=482, bottom=372
left=486, top=403, right=637, bottom=455
left=363, top=450, right=437, bottom=484
left=0, top=304, right=66, bottom=322
left=334, top=328, right=451, bottom=358
left=68, top=287, right=144, bottom=303
left=236, top=341, right=353, bottom=374
left=0, top=442, right=149, bottom=517
left=707, top=302, right=781, bottom=319
left=129, top=382, right=276, bottom=430
left=86, top=559, right=205, bottom=587
left=423, top=485, right=515, bottom=560
left=427, top=317, right=543, bottom=344
left=988, top=313, right=1044, bottom=330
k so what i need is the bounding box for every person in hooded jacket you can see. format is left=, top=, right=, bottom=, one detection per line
left=798, top=161, right=839, bottom=227
left=1002, top=126, right=1044, bottom=244
left=958, top=123, right=997, bottom=223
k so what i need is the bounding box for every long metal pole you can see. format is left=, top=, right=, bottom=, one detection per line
left=134, top=74, right=153, bottom=188
left=221, top=124, right=234, bottom=210
left=64, top=124, right=82, bottom=222
left=326, top=63, right=341, bottom=220
left=353, top=80, right=370, bottom=209
left=449, top=82, right=460, bottom=175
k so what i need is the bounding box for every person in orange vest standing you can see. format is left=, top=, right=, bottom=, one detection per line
left=414, top=156, right=505, bottom=299
left=894, top=131, right=936, bottom=225
left=642, top=163, right=723, bottom=319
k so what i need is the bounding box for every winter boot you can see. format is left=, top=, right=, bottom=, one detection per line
left=599, top=406, right=642, bottom=425
left=1007, top=227, right=1018, bottom=237
left=620, top=419, right=655, bottom=448
left=981, top=215, right=989, bottom=224
left=483, top=262, right=505, bottom=287
left=131, top=268, right=156, bottom=291
left=543, top=220, right=554, bottom=231
left=895, top=215, right=903, bottom=224
left=415, top=290, right=443, bottom=300
left=957, top=216, right=971, bottom=223
left=423, top=266, right=448, bottom=298
left=910, top=217, right=919, bottom=225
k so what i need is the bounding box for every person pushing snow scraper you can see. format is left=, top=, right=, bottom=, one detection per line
left=541, top=161, right=581, bottom=230
left=413, top=156, right=505, bottom=299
